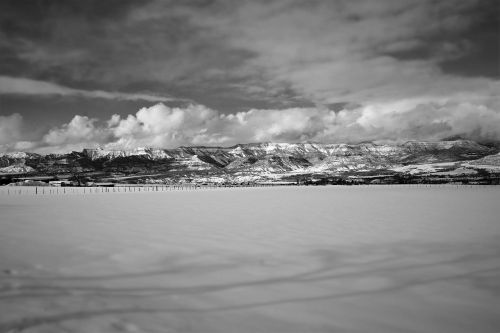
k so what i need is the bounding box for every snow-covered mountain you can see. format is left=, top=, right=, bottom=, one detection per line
left=0, top=164, right=35, bottom=173
left=0, top=152, right=39, bottom=159
left=1, top=140, right=499, bottom=180
left=82, top=147, right=171, bottom=160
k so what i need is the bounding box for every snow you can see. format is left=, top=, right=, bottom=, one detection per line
left=431, top=167, right=478, bottom=176
left=392, top=159, right=500, bottom=175
left=0, top=186, right=499, bottom=333
left=464, top=164, right=500, bottom=172
left=0, top=165, right=35, bottom=173
left=465, top=153, right=500, bottom=168
left=0, top=152, right=31, bottom=159
left=177, top=155, right=212, bottom=170
left=391, top=162, right=458, bottom=174
left=83, top=147, right=171, bottom=160
left=227, top=146, right=245, bottom=157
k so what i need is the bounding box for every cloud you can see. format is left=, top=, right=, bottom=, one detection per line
left=0, top=76, right=184, bottom=102
left=182, top=0, right=498, bottom=105
left=345, top=101, right=500, bottom=142
left=0, top=114, right=39, bottom=152
left=3, top=100, right=499, bottom=153
left=1, top=0, right=497, bottom=112
left=42, top=115, right=107, bottom=146
left=2, top=1, right=498, bottom=155
left=108, top=103, right=223, bottom=148
left=0, top=113, right=23, bottom=146
left=221, top=107, right=333, bottom=143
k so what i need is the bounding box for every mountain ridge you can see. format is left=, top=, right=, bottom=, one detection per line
left=1, top=140, right=499, bottom=184
left=1, top=139, right=493, bottom=159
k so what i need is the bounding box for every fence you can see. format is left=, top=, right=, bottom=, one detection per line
left=0, top=183, right=286, bottom=196
left=0, top=183, right=493, bottom=196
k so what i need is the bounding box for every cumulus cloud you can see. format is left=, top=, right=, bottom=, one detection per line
left=39, top=115, right=112, bottom=152
left=0, top=76, right=184, bottom=102
left=0, top=113, right=23, bottom=148
left=108, top=104, right=223, bottom=149
left=3, top=101, right=499, bottom=153
left=344, top=101, right=500, bottom=142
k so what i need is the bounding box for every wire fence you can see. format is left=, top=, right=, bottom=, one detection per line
left=0, top=183, right=297, bottom=196
left=0, top=183, right=495, bottom=196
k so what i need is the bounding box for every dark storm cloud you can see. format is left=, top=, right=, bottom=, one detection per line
left=439, top=0, right=500, bottom=78
left=1, top=0, right=497, bottom=104
left=202, top=0, right=498, bottom=105
left=381, top=0, right=499, bottom=79
left=0, top=0, right=143, bottom=77
left=0, top=0, right=268, bottom=107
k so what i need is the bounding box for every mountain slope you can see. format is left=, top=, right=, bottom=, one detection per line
left=1, top=140, right=498, bottom=181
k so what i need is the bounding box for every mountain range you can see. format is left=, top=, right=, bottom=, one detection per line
left=1, top=140, right=500, bottom=184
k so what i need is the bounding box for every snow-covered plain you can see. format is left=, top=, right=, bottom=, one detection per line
left=0, top=186, right=499, bottom=333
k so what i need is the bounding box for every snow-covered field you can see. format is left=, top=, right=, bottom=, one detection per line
left=1, top=186, right=499, bottom=333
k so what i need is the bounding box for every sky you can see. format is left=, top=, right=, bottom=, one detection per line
left=0, top=0, right=499, bottom=153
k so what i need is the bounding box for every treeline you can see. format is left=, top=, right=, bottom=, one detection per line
left=299, top=173, right=500, bottom=185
